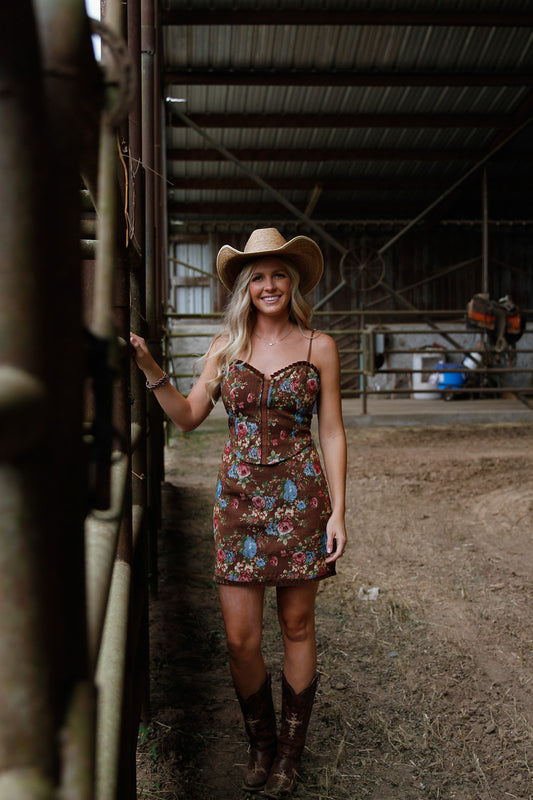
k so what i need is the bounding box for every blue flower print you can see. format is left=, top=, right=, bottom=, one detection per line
left=295, top=408, right=306, bottom=425
left=256, top=558, right=266, bottom=568
left=265, top=496, right=276, bottom=510
left=243, top=536, right=257, bottom=558
left=321, top=532, right=328, bottom=554
left=283, top=479, right=298, bottom=502
left=304, top=461, right=315, bottom=477
left=266, top=521, right=278, bottom=536
left=248, top=422, right=258, bottom=436
left=249, top=447, right=259, bottom=460
left=280, top=380, right=291, bottom=392
left=297, top=500, right=307, bottom=511
left=228, top=464, right=239, bottom=478
left=216, top=480, right=222, bottom=500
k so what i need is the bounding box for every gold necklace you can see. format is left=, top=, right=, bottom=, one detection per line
left=253, top=327, right=293, bottom=347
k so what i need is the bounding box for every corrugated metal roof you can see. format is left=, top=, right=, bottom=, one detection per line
left=161, top=1, right=533, bottom=227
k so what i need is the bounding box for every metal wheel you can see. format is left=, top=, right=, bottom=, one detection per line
left=340, top=247, right=385, bottom=292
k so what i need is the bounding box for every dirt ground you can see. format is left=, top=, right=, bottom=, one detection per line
left=137, top=418, right=533, bottom=800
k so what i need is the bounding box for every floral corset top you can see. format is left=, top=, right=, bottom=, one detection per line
left=220, top=360, right=320, bottom=466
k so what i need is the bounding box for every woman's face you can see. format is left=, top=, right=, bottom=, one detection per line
left=248, top=257, right=292, bottom=317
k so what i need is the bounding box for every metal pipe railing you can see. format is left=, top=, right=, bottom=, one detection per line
left=164, top=311, right=533, bottom=410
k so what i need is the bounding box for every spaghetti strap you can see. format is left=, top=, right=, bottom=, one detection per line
left=306, top=330, right=315, bottom=362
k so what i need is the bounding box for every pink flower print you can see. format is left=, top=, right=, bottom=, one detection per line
left=313, top=460, right=321, bottom=475
left=237, top=422, right=247, bottom=437
left=310, top=497, right=318, bottom=508
left=214, top=513, right=219, bottom=529
left=293, top=552, right=306, bottom=566
left=231, top=498, right=239, bottom=509
left=238, top=572, right=252, bottom=582
left=247, top=392, right=256, bottom=403
left=239, top=402, right=245, bottom=409
left=307, top=378, right=317, bottom=393
left=280, top=430, right=287, bottom=440
left=217, top=549, right=225, bottom=563
left=277, top=518, right=294, bottom=535
left=230, top=388, right=236, bottom=401
left=270, top=556, right=278, bottom=566
left=237, top=464, right=251, bottom=479
left=290, top=380, right=300, bottom=393
left=252, top=496, right=266, bottom=510
left=272, top=438, right=278, bottom=446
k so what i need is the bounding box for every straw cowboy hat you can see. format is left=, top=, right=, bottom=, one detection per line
left=216, top=228, right=324, bottom=295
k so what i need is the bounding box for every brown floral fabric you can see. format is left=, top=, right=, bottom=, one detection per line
left=213, top=360, right=335, bottom=586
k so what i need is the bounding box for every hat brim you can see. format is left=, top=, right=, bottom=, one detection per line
left=217, top=235, right=324, bottom=295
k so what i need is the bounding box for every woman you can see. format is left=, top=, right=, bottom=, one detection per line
left=130, top=228, right=347, bottom=798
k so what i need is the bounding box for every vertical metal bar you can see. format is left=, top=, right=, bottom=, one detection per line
left=361, top=330, right=369, bottom=415
left=482, top=167, right=489, bottom=295
left=113, top=194, right=137, bottom=800
left=95, top=560, right=131, bottom=800
left=142, top=0, right=163, bottom=597
left=128, top=0, right=152, bottom=732
left=0, top=1, right=89, bottom=796
left=90, top=1, right=137, bottom=797
left=34, top=0, right=94, bottom=794
left=142, top=0, right=156, bottom=330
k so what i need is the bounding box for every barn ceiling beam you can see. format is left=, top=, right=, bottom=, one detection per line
left=166, top=195, right=530, bottom=219
left=168, top=176, right=450, bottom=191
left=164, top=69, right=533, bottom=88
left=167, top=147, right=481, bottom=162
left=161, top=9, right=533, bottom=27
left=166, top=201, right=424, bottom=217
left=167, top=112, right=509, bottom=129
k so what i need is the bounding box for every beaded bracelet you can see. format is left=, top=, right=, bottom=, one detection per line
left=146, top=372, right=169, bottom=390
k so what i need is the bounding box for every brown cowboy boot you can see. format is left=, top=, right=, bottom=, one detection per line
left=264, top=672, right=319, bottom=798
left=236, top=673, right=278, bottom=792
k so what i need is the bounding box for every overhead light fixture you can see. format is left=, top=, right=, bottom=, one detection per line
left=166, top=97, right=187, bottom=103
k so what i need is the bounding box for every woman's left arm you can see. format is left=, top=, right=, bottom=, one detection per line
left=315, top=334, right=348, bottom=564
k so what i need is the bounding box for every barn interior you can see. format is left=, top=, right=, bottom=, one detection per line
left=0, top=1, right=532, bottom=798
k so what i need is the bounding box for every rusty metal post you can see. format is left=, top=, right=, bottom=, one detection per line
left=34, top=1, right=97, bottom=798
left=142, top=0, right=164, bottom=597
left=127, top=0, right=152, bottom=734
left=0, top=1, right=90, bottom=797
left=90, top=1, right=140, bottom=797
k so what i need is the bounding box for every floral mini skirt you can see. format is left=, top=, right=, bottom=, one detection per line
left=213, top=443, right=335, bottom=586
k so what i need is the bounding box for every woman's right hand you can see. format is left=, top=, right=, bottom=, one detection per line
left=130, top=332, right=159, bottom=374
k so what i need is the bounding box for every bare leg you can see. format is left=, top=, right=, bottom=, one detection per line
left=276, top=582, right=319, bottom=693
left=218, top=583, right=267, bottom=697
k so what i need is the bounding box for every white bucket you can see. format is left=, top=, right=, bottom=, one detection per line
left=412, top=352, right=443, bottom=399
left=463, top=352, right=483, bottom=370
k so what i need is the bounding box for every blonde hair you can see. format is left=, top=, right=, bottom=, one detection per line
left=205, top=258, right=313, bottom=402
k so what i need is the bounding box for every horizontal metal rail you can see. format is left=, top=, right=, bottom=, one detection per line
left=164, top=310, right=532, bottom=410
